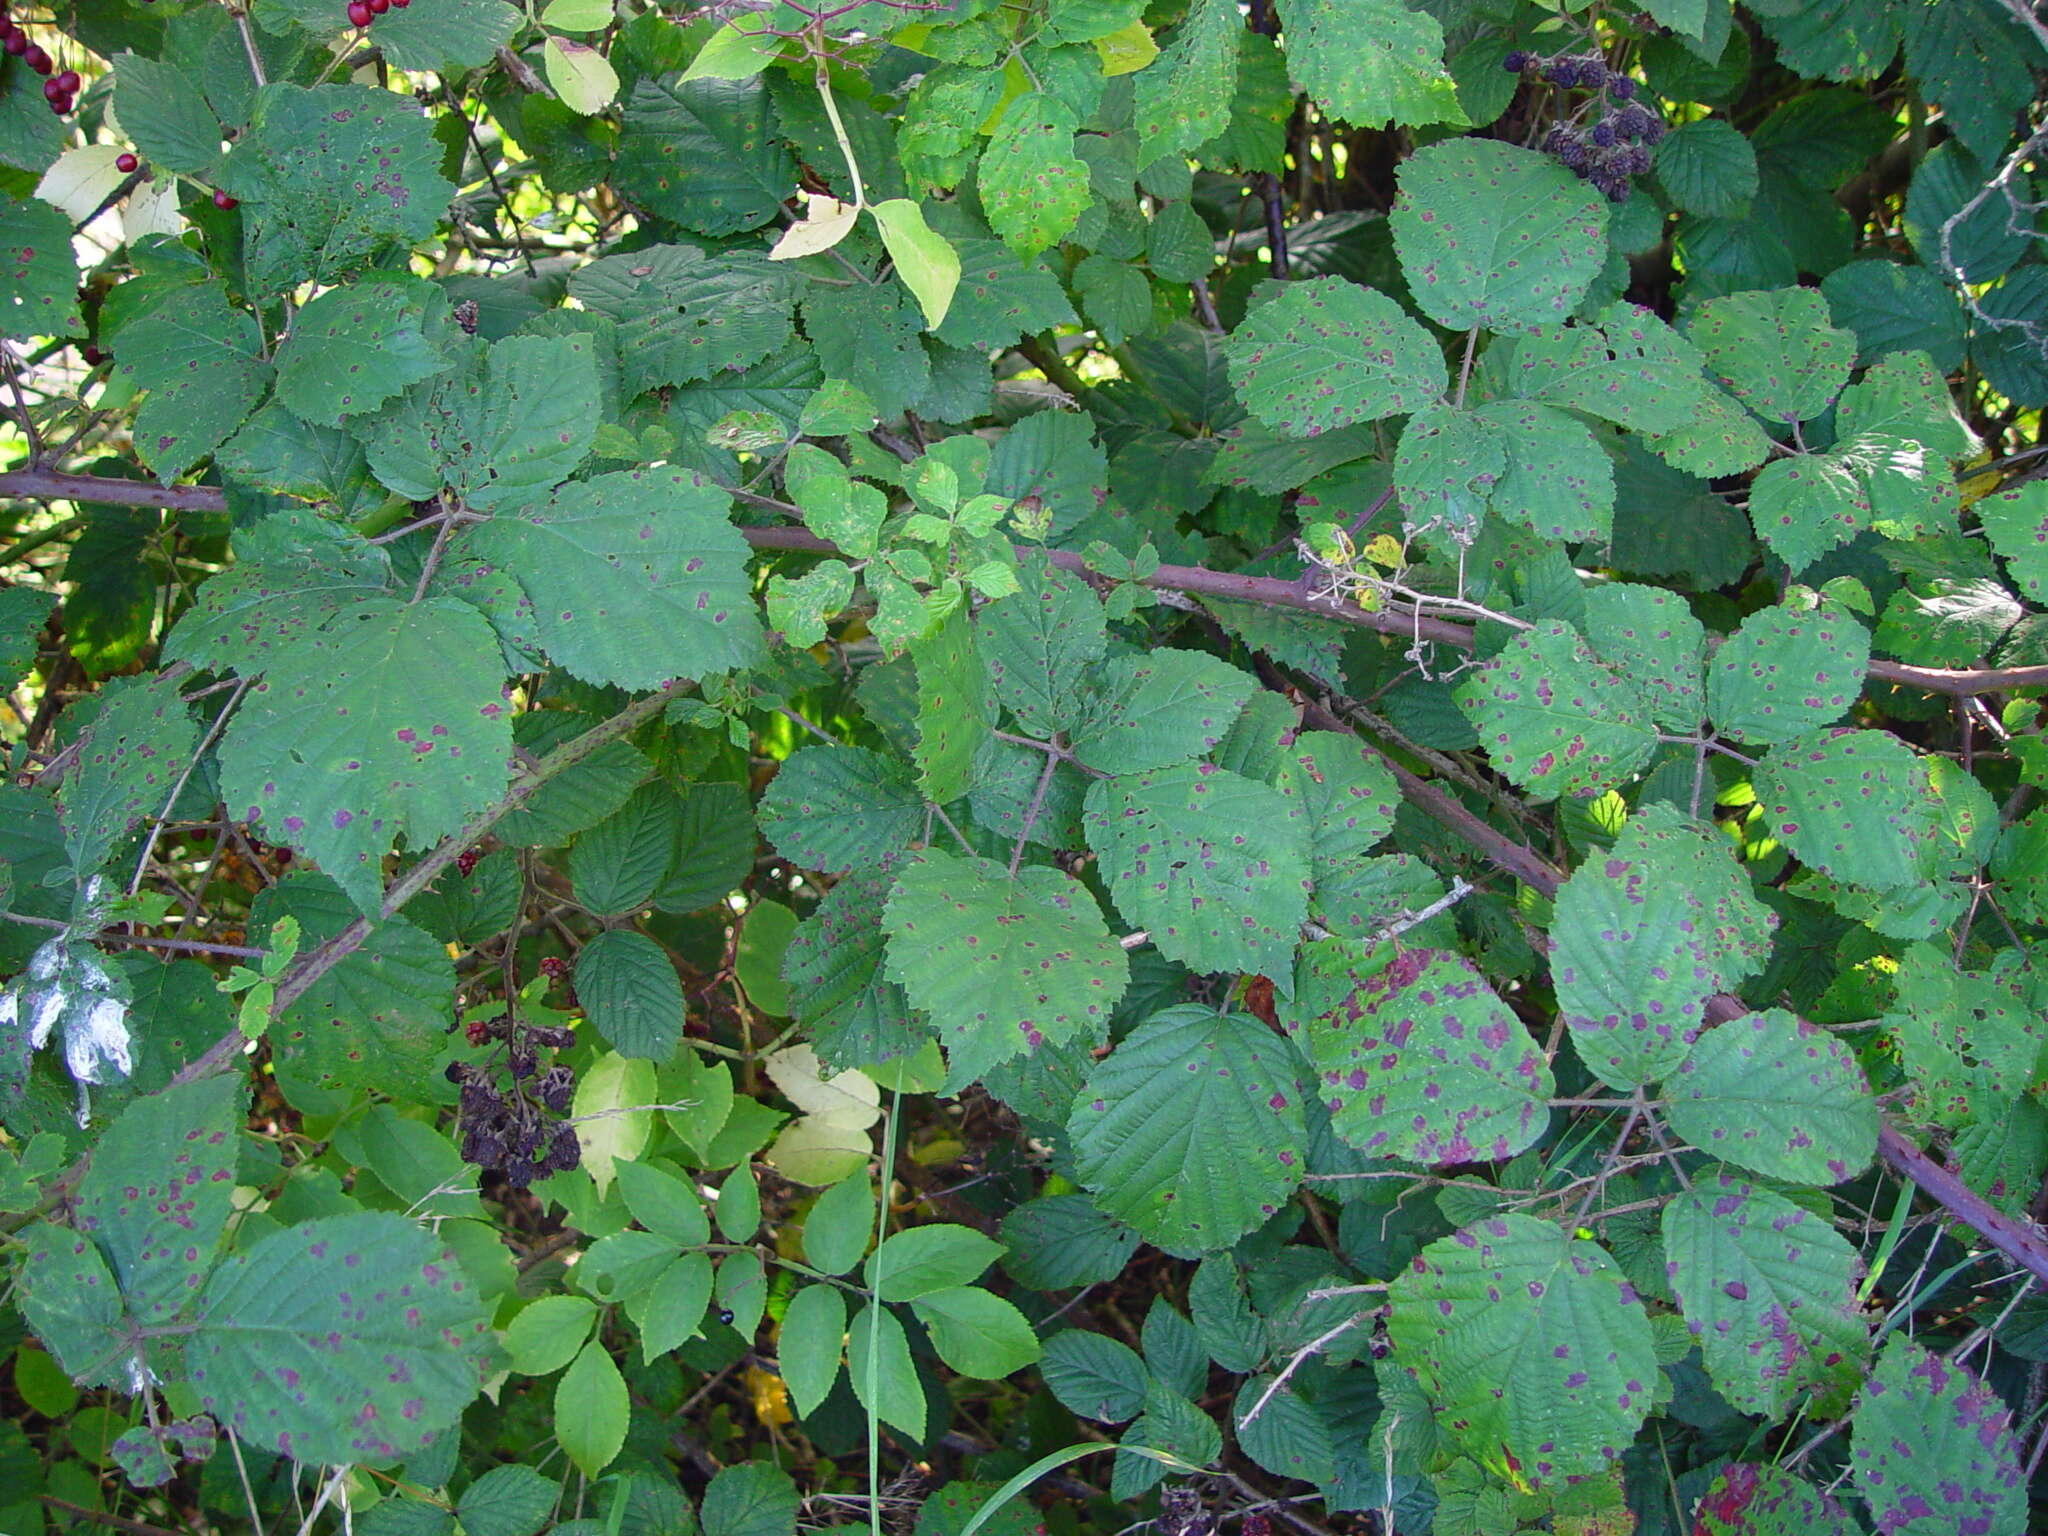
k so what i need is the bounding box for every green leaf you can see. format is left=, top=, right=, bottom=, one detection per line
left=218, top=404, right=381, bottom=516
left=1752, top=728, right=1945, bottom=891
left=1386, top=1214, right=1656, bottom=1487
left=505, top=1294, right=598, bottom=1374
left=456, top=1465, right=559, bottom=1536
left=190, top=1212, right=492, bottom=1466
left=1040, top=1329, right=1148, bottom=1422
left=1083, top=764, right=1310, bottom=981
left=466, top=467, right=762, bottom=690
left=1503, top=302, right=1715, bottom=435
left=847, top=1302, right=924, bottom=1440
left=702, top=1462, right=799, bottom=1536
left=1820, top=261, right=1967, bottom=372
left=1452, top=621, right=1659, bottom=803
left=1132, top=0, right=1239, bottom=163
left=15, top=1222, right=127, bottom=1387
left=254, top=875, right=453, bottom=1098
left=682, top=17, right=783, bottom=82
left=357, top=332, right=599, bottom=511
left=1653, top=119, right=1758, bottom=216
left=555, top=1340, right=629, bottom=1478
left=57, top=672, right=199, bottom=875
left=568, top=245, right=792, bottom=396
left=112, top=54, right=220, bottom=175
left=614, top=1159, right=710, bottom=1247
left=653, top=782, right=756, bottom=914
left=999, top=1194, right=1140, bottom=1290
left=779, top=1282, right=844, bottom=1418
left=216, top=85, right=454, bottom=297
left=1471, top=400, right=1616, bottom=543
left=783, top=871, right=924, bottom=1071
left=1069, top=650, right=1255, bottom=774
left=1114, top=1381, right=1223, bottom=1495
left=759, top=746, right=925, bottom=873
left=1225, top=277, right=1448, bottom=438
left=1662, top=1167, right=1868, bottom=1418
left=1390, top=139, right=1608, bottom=335
left=1285, top=942, right=1554, bottom=1162
left=1232, top=1378, right=1336, bottom=1485
left=0, top=193, right=79, bottom=340
left=277, top=279, right=455, bottom=428
left=573, top=784, right=682, bottom=915
left=911, top=608, right=989, bottom=806
left=978, top=556, right=1107, bottom=735
left=1976, top=480, right=2048, bottom=603
left=1686, top=286, right=1856, bottom=425
left=1393, top=405, right=1503, bottom=540
left=912, top=1286, right=1042, bottom=1377
left=1274, top=0, right=1463, bottom=130
left=1689, top=1464, right=1853, bottom=1536
left=1664, top=1008, right=1878, bottom=1184
left=348, top=1104, right=481, bottom=1220
left=77, top=1076, right=242, bottom=1328
left=575, top=930, right=685, bottom=1059
left=1067, top=1004, right=1306, bottom=1256
left=1835, top=349, right=1977, bottom=462
left=613, top=75, right=793, bottom=235
left=1849, top=1340, right=2026, bottom=1536
left=373, top=0, right=523, bottom=72
left=987, top=413, right=1109, bottom=541
left=544, top=38, right=620, bottom=116
left=113, top=282, right=271, bottom=482
left=979, top=93, right=1090, bottom=257
left=1582, top=584, right=1707, bottom=732
left=1707, top=599, right=1871, bottom=745
left=218, top=597, right=513, bottom=916
left=882, top=849, right=1129, bottom=1089
left=931, top=237, right=1076, bottom=352
left=868, top=200, right=961, bottom=331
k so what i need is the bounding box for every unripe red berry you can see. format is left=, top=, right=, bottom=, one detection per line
left=212, top=189, right=237, bottom=210
left=539, top=955, right=568, bottom=981
left=0, top=20, right=16, bottom=40
left=42, top=78, right=61, bottom=102
left=46, top=93, right=68, bottom=115
left=24, top=44, right=49, bottom=73
left=81, top=344, right=102, bottom=365
left=5, top=33, right=29, bottom=56
left=54, top=68, right=77, bottom=93
left=369, top=0, right=390, bottom=12
left=115, top=152, right=138, bottom=173
left=346, top=0, right=371, bottom=23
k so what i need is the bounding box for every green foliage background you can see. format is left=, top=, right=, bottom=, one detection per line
left=1, top=0, right=2047, bottom=1532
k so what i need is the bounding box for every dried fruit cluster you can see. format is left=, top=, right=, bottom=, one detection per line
left=446, top=1014, right=582, bottom=1188
left=1505, top=49, right=1665, bottom=202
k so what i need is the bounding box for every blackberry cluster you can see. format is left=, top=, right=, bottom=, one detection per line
left=1, top=12, right=82, bottom=118
left=1504, top=49, right=1664, bottom=203
left=446, top=1014, right=581, bottom=1189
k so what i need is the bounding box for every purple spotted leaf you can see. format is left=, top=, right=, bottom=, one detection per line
left=1884, top=944, right=2048, bottom=1132
left=113, top=281, right=272, bottom=484
left=1849, top=1339, right=2026, bottom=1536
left=1385, top=1214, right=1656, bottom=1488
left=1082, top=763, right=1311, bottom=981
left=57, top=671, right=201, bottom=876
left=1685, top=286, right=1856, bottom=425
left=1690, top=1462, right=1853, bottom=1536
left=1452, top=620, right=1659, bottom=802
left=882, top=848, right=1129, bottom=1092
left=1393, top=405, right=1505, bottom=541
left=1275, top=730, right=1400, bottom=871
left=1223, top=276, right=1448, bottom=439
left=912, top=607, right=990, bottom=806
left=110, top=1417, right=217, bottom=1489
left=187, top=1211, right=495, bottom=1467
left=1662, top=1167, right=1869, bottom=1419
left=1471, top=399, right=1616, bottom=543
left=1976, top=478, right=2048, bottom=604
left=1500, top=302, right=1714, bottom=436
left=1552, top=805, right=1776, bottom=1090
left=274, top=278, right=457, bottom=429
left=164, top=508, right=393, bottom=674
left=783, top=872, right=925, bottom=1073
left=1389, top=138, right=1609, bottom=335
left=1583, top=583, right=1708, bottom=732
left=16, top=1220, right=130, bottom=1390
left=1069, top=649, right=1257, bottom=775
left=1752, top=728, right=1946, bottom=892
left=1665, top=1008, right=1878, bottom=1184
left=1282, top=940, right=1552, bottom=1165
left=78, top=1075, right=243, bottom=1329
left=1708, top=599, right=1872, bottom=746
left=976, top=555, right=1108, bottom=736
left=758, top=744, right=925, bottom=874
left=1067, top=1004, right=1306, bottom=1257
left=464, top=466, right=764, bottom=692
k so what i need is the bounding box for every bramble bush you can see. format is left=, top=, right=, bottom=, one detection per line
left=1, top=0, right=2047, bottom=1532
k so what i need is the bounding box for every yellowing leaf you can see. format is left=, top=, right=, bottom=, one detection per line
left=544, top=36, right=619, bottom=116
left=868, top=199, right=959, bottom=329
left=764, top=1044, right=882, bottom=1129
left=681, top=19, right=784, bottom=82
left=763, top=1114, right=872, bottom=1186
left=122, top=175, right=185, bottom=245
left=573, top=1050, right=655, bottom=1198
left=744, top=1363, right=793, bottom=1425
left=37, top=147, right=130, bottom=224
left=1094, top=19, right=1159, bottom=76
left=769, top=192, right=860, bottom=262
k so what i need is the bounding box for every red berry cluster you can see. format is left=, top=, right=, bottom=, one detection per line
left=446, top=1014, right=581, bottom=1188
left=0, top=12, right=81, bottom=117
left=455, top=847, right=481, bottom=877
left=345, top=0, right=409, bottom=30
left=539, top=954, right=568, bottom=981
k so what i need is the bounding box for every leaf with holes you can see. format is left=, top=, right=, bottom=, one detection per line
left=1284, top=941, right=1552, bottom=1163
left=1452, top=621, right=1658, bottom=802
left=466, top=467, right=762, bottom=690
left=1664, top=1008, right=1877, bottom=1184
left=356, top=332, right=599, bottom=512
left=1067, top=1004, right=1305, bottom=1256
left=0, top=193, right=81, bottom=341
left=1083, top=764, right=1311, bottom=981
left=1225, top=277, right=1448, bottom=439
left=1707, top=599, right=1870, bottom=746
left=1752, top=728, right=1945, bottom=892
left=882, top=849, right=1128, bottom=1090
left=1502, top=303, right=1713, bottom=435
left=187, top=1211, right=492, bottom=1466
left=58, top=672, right=200, bottom=876
left=1885, top=944, right=2048, bottom=1130
left=1686, top=286, right=1856, bottom=425
left=1662, top=1167, right=1868, bottom=1418
left=759, top=746, right=924, bottom=874
left=1393, top=405, right=1505, bottom=541
left=1849, top=1340, right=2026, bottom=1536
left=1386, top=1214, right=1656, bottom=1488
left=1070, top=650, right=1256, bottom=774
left=1390, top=139, right=1608, bottom=335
